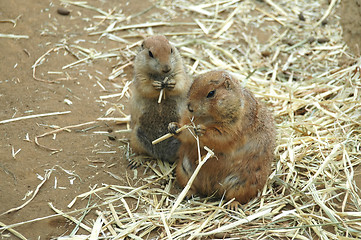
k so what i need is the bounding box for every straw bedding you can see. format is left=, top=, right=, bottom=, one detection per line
left=1, top=0, right=361, bottom=239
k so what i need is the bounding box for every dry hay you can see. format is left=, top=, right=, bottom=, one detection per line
left=1, top=0, right=361, bottom=239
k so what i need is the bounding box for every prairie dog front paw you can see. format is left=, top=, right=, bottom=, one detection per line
left=164, top=79, right=176, bottom=89
left=168, top=122, right=180, bottom=134
left=152, top=80, right=163, bottom=90
left=194, top=124, right=206, bottom=136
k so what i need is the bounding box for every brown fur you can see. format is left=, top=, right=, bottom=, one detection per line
left=174, top=70, right=275, bottom=207
left=130, top=35, right=191, bottom=163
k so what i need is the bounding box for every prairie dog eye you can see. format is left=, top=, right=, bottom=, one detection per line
left=206, top=90, right=216, bottom=98
left=171, top=48, right=173, bottom=54
left=149, top=51, right=154, bottom=58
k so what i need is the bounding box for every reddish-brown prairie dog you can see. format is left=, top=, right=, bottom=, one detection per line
left=170, top=70, right=275, bottom=209
left=129, top=35, right=191, bottom=165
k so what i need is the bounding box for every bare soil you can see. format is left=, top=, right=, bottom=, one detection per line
left=340, top=0, right=361, bottom=55
left=0, top=0, right=153, bottom=239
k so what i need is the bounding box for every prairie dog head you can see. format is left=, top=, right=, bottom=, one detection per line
left=136, top=35, right=178, bottom=76
left=187, top=70, right=249, bottom=125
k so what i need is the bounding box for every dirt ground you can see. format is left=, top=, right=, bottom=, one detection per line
left=0, top=0, right=157, bottom=239
left=340, top=0, right=361, bottom=55
left=340, top=0, right=361, bottom=196
left=1, top=0, right=361, bottom=239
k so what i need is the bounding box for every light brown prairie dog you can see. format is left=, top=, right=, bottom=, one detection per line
left=129, top=35, right=191, bottom=164
left=170, top=70, right=275, bottom=209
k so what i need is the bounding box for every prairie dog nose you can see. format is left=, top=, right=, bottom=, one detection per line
left=162, top=65, right=171, bottom=73
left=187, top=103, right=193, bottom=113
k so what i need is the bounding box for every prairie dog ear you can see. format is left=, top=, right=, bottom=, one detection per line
left=222, top=72, right=233, bottom=90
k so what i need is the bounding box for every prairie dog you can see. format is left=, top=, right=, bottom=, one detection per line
left=130, top=35, right=191, bottom=164
left=170, top=70, right=275, bottom=209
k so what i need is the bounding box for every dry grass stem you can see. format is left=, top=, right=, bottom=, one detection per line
left=158, top=88, right=165, bottom=104
left=97, top=116, right=131, bottom=123
left=0, top=170, right=52, bottom=216
left=158, top=76, right=170, bottom=104
left=314, top=0, right=338, bottom=27
left=264, top=0, right=288, bottom=16
left=32, top=46, right=69, bottom=83
left=0, top=221, right=27, bottom=240
left=152, top=125, right=190, bottom=145
left=49, top=203, right=92, bottom=233
left=0, top=33, right=29, bottom=39
left=0, top=15, right=21, bottom=27
left=170, top=146, right=214, bottom=216
left=89, top=22, right=196, bottom=35
left=0, top=111, right=71, bottom=125
left=35, top=121, right=96, bottom=152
